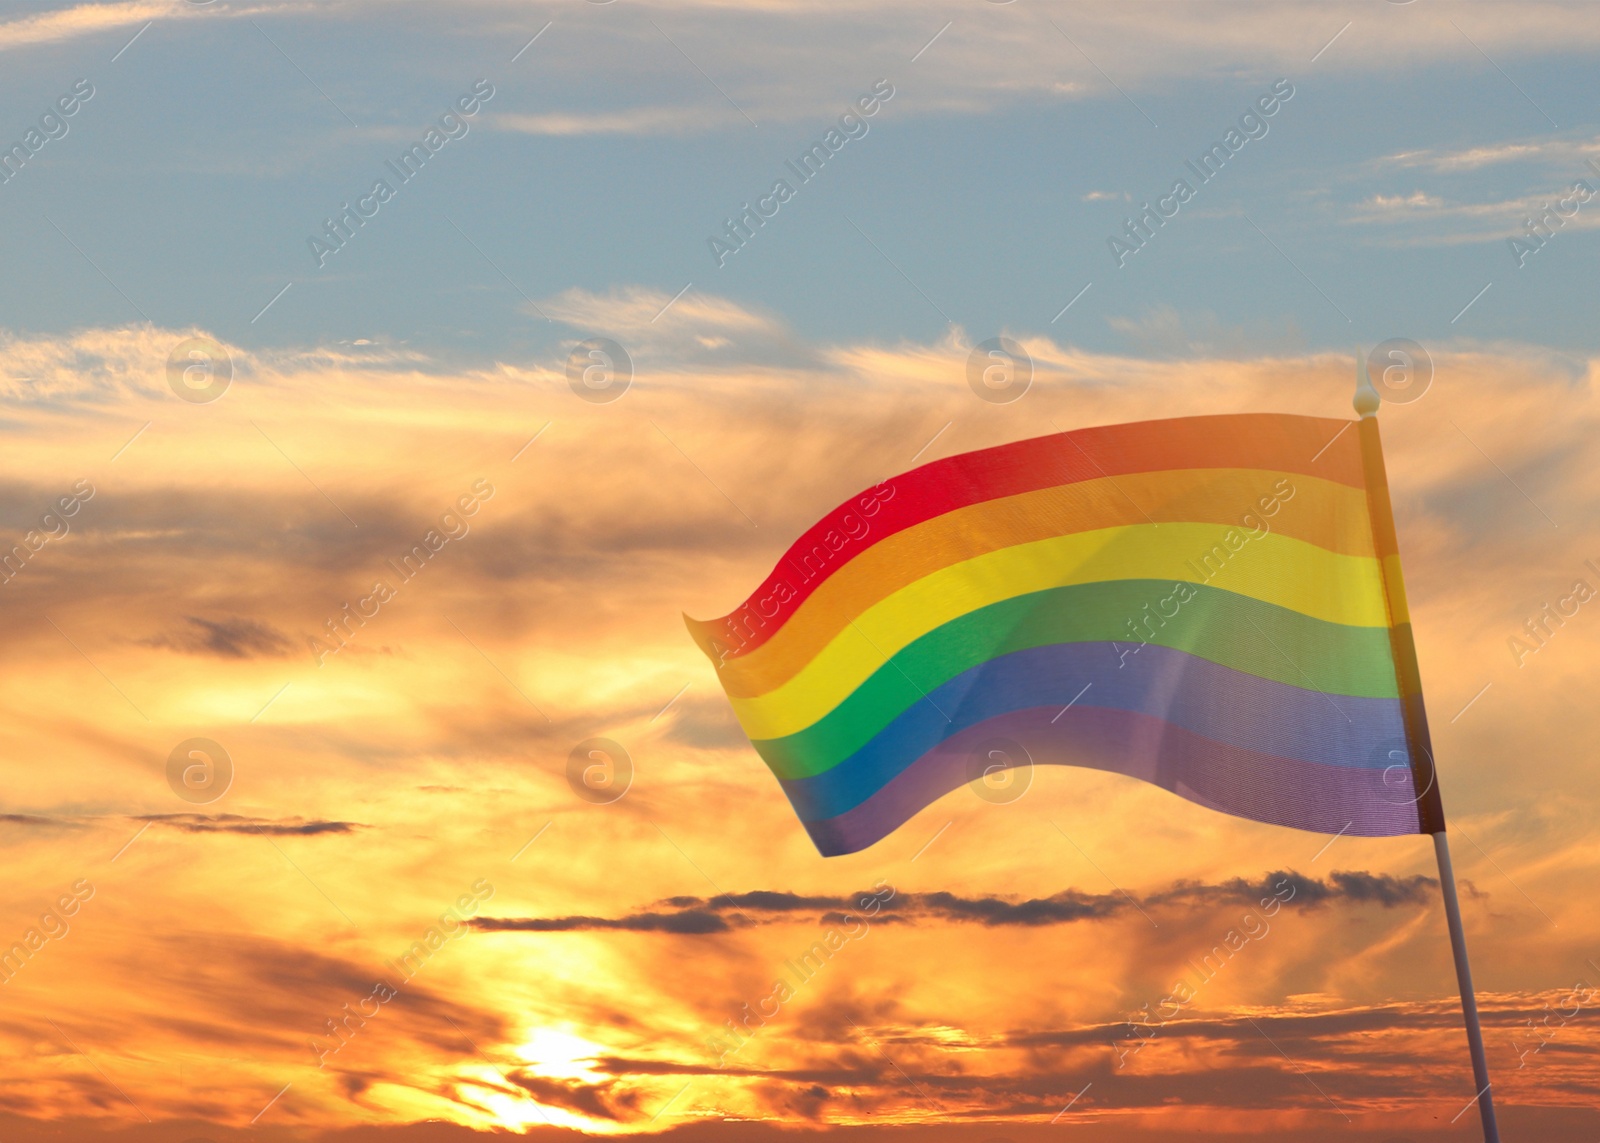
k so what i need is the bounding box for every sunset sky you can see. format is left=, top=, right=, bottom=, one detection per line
left=1, top=2, right=1598, bottom=1140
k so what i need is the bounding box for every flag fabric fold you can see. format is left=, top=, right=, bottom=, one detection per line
left=687, top=412, right=1444, bottom=857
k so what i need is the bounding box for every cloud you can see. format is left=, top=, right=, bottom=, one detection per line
left=527, top=285, right=821, bottom=375
left=475, top=911, right=733, bottom=934
left=0, top=814, right=78, bottom=829
left=548, top=4, right=1600, bottom=150
left=503, top=1070, right=634, bottom=1123
left=0, top=325, right=211, bottom=407
left=684, top=889, right=853, bottom=912
left=137, top=615, right=293, bottom=658
left=1362, top=191, right=1446, bottom=211
left=11, top=0, right=1600, bottom=164
left=536, top=284, right=785, bottom=342
left=474, top=871, right=1441, bottom=936
left=32, top=926, right=515, bottom=1121
left=0, top=2, right=175, bottom=52
left=1320, top=870, right=1439, bottom=907
left=587, top=991, right=1590, bottom=1125
left=1383, top=134, right=1600, bottom=173
left=324, top=2, right=1600, bottom=133
left=493, top=107, right=736, bottom=137
left=134, top=813, right=363, bottom=835
left=1333, top=185, right=1600, bottom=253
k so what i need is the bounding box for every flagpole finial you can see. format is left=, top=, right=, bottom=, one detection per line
left=1354, top=348, right=1380, bottom=419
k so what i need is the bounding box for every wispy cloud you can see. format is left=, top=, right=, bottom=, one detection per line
left=136, top=616, right=293, bottom=659
left=537, top=285, right=782, bottom=340
left=1342, top=185, right=1600, bottom=247
left=133, top=813, right=364, bottom=835
left=475, top=871, right=1439, bottom=935
left=0, top=2, right=175, bottom=52
left=1383, top=134, right=1600, bottom=173
left=492, top=107, right=737, bottom=137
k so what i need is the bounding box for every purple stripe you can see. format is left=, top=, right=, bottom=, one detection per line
left=801, top=706, right=1425, bottom=857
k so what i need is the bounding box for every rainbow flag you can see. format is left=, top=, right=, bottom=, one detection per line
left=687, top=412, right=1444, bottom=857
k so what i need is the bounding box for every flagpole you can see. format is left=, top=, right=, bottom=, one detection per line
left=1354, top=353, right=1500, bottom=1143
left=1433, top=830, right=1500, bottom=1141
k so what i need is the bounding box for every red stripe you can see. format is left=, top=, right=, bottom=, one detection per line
left=686, top=412, right=1360, bottom=663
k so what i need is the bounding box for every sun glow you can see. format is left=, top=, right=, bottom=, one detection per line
left=515, top=1026, right=612, bottom=1083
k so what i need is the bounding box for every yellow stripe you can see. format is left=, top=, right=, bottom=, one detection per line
left=729, top=523, right=1391, bottom=741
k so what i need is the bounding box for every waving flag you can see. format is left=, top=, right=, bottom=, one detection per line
left=687, top=412, right=1443, bottom=858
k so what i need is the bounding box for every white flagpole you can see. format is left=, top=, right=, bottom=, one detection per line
left=1355, top=353, right=1500, bottom=1142
left=1433, top=831, right=1500, bottom=1142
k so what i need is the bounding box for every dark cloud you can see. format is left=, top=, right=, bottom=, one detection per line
left=0, top=1102, right=1594, bottom=1143
left=0, top=814, right=76, bottom=829
left=474, top=911, right=732, bottom=935
left=1003, top=1004, right=1468, bottom=1051
left=473, top=871, right=1444, bottom=936
left=665, top=890, right=857, bottom=912
left=134, top=813, right=363, bottom=836
left=1326, top=870, right=1438, bottom=907
left=138, top=615, right=293, bottom=658
left=1154, top=870, right=1436, bottom=910
left=504, top=1071, right=637, bottom=1122
left=587, top=996, right=1510, bottom=1118
left=474, top=887, right=895, bottom=935
left=588, top=995, right=1600, bottom=1126
left=912, top=889, right=1119, bottom=926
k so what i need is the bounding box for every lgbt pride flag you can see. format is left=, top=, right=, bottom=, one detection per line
left=687, top=412, right=1444, bottom=857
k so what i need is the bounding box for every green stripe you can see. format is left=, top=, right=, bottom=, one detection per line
left=753, top=579, right=1398, bottom=780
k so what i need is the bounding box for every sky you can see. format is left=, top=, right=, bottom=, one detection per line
left=0, top=1, right=1598, bottom=1140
